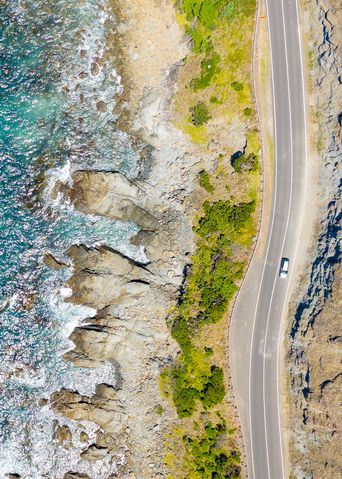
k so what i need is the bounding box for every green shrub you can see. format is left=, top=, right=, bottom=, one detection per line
left=244, top=107, right=253, bottom=116
left=171, top=315, right=193, bottom=355
left=210, top=95, right=220, bottom=104
left=171, top=365, right=200, bottom=417
left=190, top=102, right=211, bottom=126
left=155, top=404, right=164, bottom=415
left=181, top=0, right=221, bottom=28
left=232, top=153, right=258, bottom=173
left=199, top=170, right=214, bottom=193
left=231, top=81, right=244, bottom=92
left=191, top=27, right=211, bottom=52
left=183, top=421, right=241, bottom=478
left=169, top=348, right=226, bottom=415
left=196, top=200, right=256, bottom=237
left=201, top=366, right=225, bottom=409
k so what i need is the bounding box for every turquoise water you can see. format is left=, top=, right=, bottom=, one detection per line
left=0, top=1, right=141, bottom=476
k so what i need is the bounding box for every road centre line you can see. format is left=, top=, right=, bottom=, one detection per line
left=246, top=0, right=308, bottom=477
left=274, top=2, right=309, bottom=477
left=248, top=0, right=279, bottom=475
left=261, top=1, right=295, bottom=477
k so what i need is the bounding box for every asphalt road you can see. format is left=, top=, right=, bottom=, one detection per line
left=229, top=1, right=307, bottom=478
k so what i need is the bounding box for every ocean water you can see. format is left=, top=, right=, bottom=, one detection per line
left=0, top=1, right=142, bottom=476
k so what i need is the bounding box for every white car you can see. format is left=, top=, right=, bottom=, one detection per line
left=279, top=257, right=289, bottom=278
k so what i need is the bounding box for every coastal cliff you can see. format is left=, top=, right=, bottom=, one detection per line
left=286, top=1, right=341, bottom=477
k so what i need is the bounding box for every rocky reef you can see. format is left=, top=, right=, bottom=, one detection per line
left=49, top=165, right=195, bottom=477
left=286, top=1, right=341, bottom=477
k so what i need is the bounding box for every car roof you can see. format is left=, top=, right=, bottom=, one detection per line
left=281, top=258, right=289, bottom=269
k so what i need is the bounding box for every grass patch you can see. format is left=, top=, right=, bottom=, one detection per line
left=231, top=81, right=244, bottom=92
left=191, top=52, right=221, bottom=90
left=199, top=170, right=214, bottom=193
left=190, top=102, right=211, bottom=125
left=183, top=125, right=209, bottom=144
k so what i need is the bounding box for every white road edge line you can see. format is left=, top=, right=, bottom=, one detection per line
left=228, top=1, right=269, bottom=476
left=248, top=0, right=279, bottom=476
left=275, top=2, right=309, bottom=478
left=262, top=1, right=294, bottom=477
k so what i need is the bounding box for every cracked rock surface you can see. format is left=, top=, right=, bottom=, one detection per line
left=286, top=1, right=341, bottom=478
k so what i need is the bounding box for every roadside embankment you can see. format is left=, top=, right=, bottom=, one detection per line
left=285, top=1, right=341, bottom=477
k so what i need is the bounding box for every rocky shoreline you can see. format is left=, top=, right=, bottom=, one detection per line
left=286, top=1, right=341, bottom=477
left=41, top=1, right=212, bottom=478
left=22, top=0, right=264, bottom=477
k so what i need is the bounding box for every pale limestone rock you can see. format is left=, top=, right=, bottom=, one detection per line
left=68, top=171, right=158, bottom=230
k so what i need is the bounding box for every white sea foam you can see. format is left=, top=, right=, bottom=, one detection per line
left=59, top=286, right=72, bottom=298
left=0, top=0, right=138, bottom=475
left=0, top=408, right=124, bottom=479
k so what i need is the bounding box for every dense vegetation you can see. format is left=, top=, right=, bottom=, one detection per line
left=190, top=102, right=211, bottom=126
left=183, top=422, right=241, bottom=479
left=162, top=195, right=255, bottom=476
left=164, top=1, right=258, bottom=477
left=168, top=197, right=255, bottom=415
left=179, top=0, right=256, bottom=54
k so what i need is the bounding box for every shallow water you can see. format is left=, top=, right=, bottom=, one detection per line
left=0, top=1, right=140, bottom=476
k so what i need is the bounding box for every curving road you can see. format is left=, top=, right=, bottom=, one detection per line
left=229, top=1, right=307, bottom=478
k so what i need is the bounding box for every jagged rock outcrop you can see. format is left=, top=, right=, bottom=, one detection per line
left=51, top=384, right=124, bottom=434
left=65, top=244, right=153, bottom=309
left=43, top=252, right=69, bottom=270
left=51, top=163, right=192, bottom=477
left=53, top=422, right=73, bottom=449
left=68, top=171, right=159, bottom=230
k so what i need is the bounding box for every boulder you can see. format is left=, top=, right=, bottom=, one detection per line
left=81, top=444, right=109, bottom=463
left=68, top=171, right=158, bottom=230
left=80, top=431, right=89, bottom=443
left=53, top=422, right=73, bottom=448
